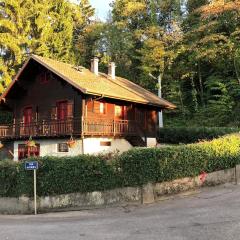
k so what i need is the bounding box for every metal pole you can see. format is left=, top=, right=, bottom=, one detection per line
left=158, top=74, right=163, bottom=128
left=148, top=72, right=164, bottom=128
left=34, top=169, right=37, bottom=215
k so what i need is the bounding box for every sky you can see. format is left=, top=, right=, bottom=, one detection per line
left=72, top=0, right=112, bottom=20
left=90, top=0, right=112, bottom=20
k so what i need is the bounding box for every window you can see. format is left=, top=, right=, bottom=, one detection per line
left=99, top=102, right=106, bottom=114
left=39, top=72, right=49, bottom=84
left=100, top=141, right=111, bottom=146
left=58, top=143, right=69, bottom=152
left=115, top=105, right=122, bottom=117
left=18, top=144, right=40, bottom=161
left=56, top=100, right=73, bottom=120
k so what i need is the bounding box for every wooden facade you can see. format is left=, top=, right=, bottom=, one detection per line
left=0, top=60, right=158, bottom=141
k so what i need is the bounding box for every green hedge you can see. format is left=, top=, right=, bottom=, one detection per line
left=1, top=134, right=240, bottom=197
left=120, top=134, right=240, bottom=186
left=0, top=155, right=122, bottom=197
left=158, top=127, right=239, bottom=144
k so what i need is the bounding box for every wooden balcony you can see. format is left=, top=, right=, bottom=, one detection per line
left=83, top=117, right=138, bottom=136
left=0, top=118, right=81, bottom=139
left=0, top=117, right=148, bottom=140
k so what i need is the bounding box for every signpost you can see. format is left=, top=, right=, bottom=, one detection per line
left=25, top=161, right=39, bottom=215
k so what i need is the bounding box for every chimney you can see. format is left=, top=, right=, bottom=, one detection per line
left=91, top=57, right=99, bottom=75
left=108, top=62, right=116, bottom=80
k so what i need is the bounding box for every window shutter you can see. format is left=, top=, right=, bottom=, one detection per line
left=94, top=101, right=100, bottom=113
left=67, top=100, right=74, bottom=118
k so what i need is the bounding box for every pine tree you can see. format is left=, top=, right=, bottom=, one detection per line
left=71, top=0, right=95, bottom=66
left=29, top=0, right=74, bottom=62
left=0, top=0, right=94, bottom=93
left=0, top=0, right=32, bottom=89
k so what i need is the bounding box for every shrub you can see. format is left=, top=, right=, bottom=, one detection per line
left=0, top=134, right=240, bottom=197
left=158, top=127, right=239, bottom=144
left=0, top=155, right=121, bottom=197
left=36, top=155, right=121, bottom=196
left=120, top=134, right=240, bottom=185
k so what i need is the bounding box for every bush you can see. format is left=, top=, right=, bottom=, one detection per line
left=158, top=127, right=239, bottom=144
left=120, top=134, right=240, bottom=185
left=1, top=134, right=240, bottom=197
left=0, top=155, right=122, bottom=197
left=36, top=155, right=121, bottom=196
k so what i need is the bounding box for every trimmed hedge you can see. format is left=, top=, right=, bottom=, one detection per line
left=120, top=134, right=240, bottom=186
left=0, top=155, right=122, bottom=197
left=158, top=127, right=239, bottom=144
left=1, top=134, right=240, bottom=197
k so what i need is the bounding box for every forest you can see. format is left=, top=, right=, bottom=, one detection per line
left=1, top=0, right=240, bottom=127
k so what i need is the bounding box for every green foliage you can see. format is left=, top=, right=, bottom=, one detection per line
left=0, top=0, right=94, bottom=92
left=158, top=127, right=239, bottom=144
left=0, top=155, right=121, bottom=197
left=0, top=161, right=19, bottom=197
left=1, top=0, right=240, bottom=127
left=0, top=111, right=13, bottom=124
left=120, top=134, right=240, bottom=185
left=37, top=155, right=120, bottom=196
left=1, top=135, right=240, bottom=197
left=118, top=148, right=159, bottom=186
left=167, top=0, right=240, bottom=127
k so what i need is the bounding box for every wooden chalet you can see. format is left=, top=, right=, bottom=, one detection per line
left=0, top=55, right=175, bottom=160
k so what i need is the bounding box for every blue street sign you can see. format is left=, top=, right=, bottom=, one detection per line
left=25, top=161, right=39, bottom=170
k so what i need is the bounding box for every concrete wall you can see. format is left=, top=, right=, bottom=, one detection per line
left=0, top=188, right=141, bottom=215
left=146, top=138, right=157, bottom=147
left=13, top=139, right=83, bottom=161
left=1, top=165, right=240, bottom=214
left=83, top=137, right=132, bottom=155
left=13, top=137, right=132, bottom=161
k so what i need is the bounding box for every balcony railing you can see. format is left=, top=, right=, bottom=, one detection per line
left=0, top=117, right=148, bottom=139
left=0, top=118, right=81, bottom=139
left=83, top=118, right=137, bottom=136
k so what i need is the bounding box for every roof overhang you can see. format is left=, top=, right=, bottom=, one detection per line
left=0, top=55, right=176, bottom=110
left=84, top=91, right=176, bottom=109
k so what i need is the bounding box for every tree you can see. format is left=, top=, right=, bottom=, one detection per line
left=71, top=0, right=95, bottom=65
left=139, top=26, right=179, bottom=126
left=0, top=0, right=94, bottom=93
left=173, top=0, right=240, bottom=125
left=0, top=0, right=32, bottom=89
left=110, top=0, right=183, bottom=127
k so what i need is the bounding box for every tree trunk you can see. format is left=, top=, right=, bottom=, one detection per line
left=191, top=76, right=198, bottom=112
left=233, top=56, right=240, bottom=85
left=198, top=61, right=205, bottom=107
left=178, top=87, right=184, bottom=116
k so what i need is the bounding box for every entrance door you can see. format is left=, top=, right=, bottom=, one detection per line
left=23, top=107, right=33, bottom=124
left=23, top=107, right=33, bottom=136
left=56, top=101, right=72, bottom=134
left=57, top=101, right=68, bottom=120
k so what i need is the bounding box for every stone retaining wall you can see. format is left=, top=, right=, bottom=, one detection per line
left=1, top=165, right=240, bottom=214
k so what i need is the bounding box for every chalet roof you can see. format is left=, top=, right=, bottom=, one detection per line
left=1, top=55, right=176, bottom=109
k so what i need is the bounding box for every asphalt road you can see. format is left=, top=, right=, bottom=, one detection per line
left=1, top=184, right=240, bottom=240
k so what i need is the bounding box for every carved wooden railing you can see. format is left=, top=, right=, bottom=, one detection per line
left=0, top=117, right=150, bottom=139
left=0, top=125, right=13, bottom=138
left=83, top=117, right=138, bottom=136
left=0, top=118, right=81, bottom=139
